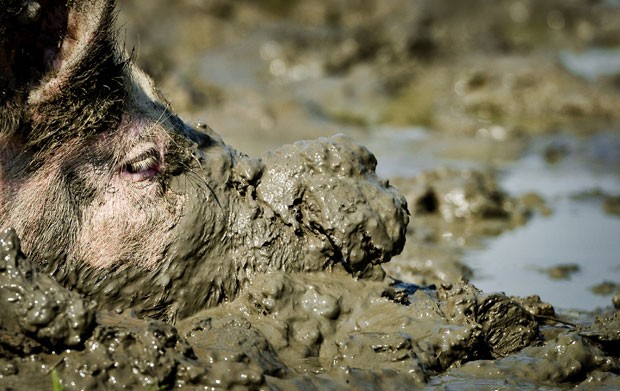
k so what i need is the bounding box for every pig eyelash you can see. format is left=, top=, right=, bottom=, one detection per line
left=121, top=148, right=162, bottom=182
left=126, top=155, right=158, bottom=173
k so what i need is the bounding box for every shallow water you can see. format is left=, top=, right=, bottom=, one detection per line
left=363, top=129, right=620, bottom=311
left=479, top=132, right=620, bottom=310
left=466, top=198, right=620, bottom=310
left=560, top=48, right=620, bottom=81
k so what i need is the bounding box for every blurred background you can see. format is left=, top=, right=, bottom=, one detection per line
left=118, top=0, right=620, bottom=312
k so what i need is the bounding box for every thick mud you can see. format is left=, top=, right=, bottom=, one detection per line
left=1, top=228, right=619, bottom=389
left=2, top=0, right=620, bottom=390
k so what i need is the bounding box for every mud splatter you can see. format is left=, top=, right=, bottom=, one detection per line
left=0, top=229, right=93, bottom=354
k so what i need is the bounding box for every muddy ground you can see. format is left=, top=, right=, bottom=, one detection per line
left=1, top=0, right=620, bottom=389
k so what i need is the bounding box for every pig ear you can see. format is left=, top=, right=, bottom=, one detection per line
left=1, top=0, right=128, bottom=151
left=0, top=0, right=120, bottom=105
left=32, top=0, right=122, bottom=104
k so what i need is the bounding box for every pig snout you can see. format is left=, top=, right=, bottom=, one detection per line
left=256, top=136, right=408, bottom=276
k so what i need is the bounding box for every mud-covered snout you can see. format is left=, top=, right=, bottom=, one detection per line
left=256, top=135, right=409, bottom=275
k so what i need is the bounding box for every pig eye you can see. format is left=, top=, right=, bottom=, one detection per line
left=121, top=148, right=162, bottom=182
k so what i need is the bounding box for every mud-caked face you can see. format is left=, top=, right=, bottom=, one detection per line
left=0, top=0, right=226, bottom=269
left=0, top=0, right=408, bottom=319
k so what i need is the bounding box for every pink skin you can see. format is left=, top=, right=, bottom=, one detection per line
left=69, top=113, right=179, bottom=269
left=120, top=142, right=163, bottom=182
left=117, top=114, right=166, bottom=182
left=0, top=111, right=177, bottom=270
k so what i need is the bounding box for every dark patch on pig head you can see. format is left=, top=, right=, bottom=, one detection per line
left=0, top=0, right=126, bottom=162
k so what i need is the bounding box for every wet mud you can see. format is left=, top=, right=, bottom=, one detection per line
left=385, top=168, right=549, bottom=286
left=1, top=228, right=619, bottom=390
left=2, top=0, right=620, bottom=390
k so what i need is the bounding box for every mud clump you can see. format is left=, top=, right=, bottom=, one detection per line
left=0, top=229, right=94, bottom=355
left=540, top=263, right=581, bottom=280
left=385, top=168, right=548, bottom=286
left=436, top=315, right=620, bottom=388
left=591, top=281, right=620, bottom=298
left=402, top=168, right=517, bottom=221
left=52, top=315, right=213, bottom=390
left=177, top=270, right=541, bottom=389
left=604, top=194, right=620, bottom=217
left=256, top=135, right=408, bottom=275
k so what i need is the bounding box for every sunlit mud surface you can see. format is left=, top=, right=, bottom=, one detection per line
left=2, top=0, right=620, bottom=390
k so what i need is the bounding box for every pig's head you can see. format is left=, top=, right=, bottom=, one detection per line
left=0, top=0, right=408, bottom=321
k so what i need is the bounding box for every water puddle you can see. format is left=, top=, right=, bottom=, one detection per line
left=468, top=133, right=620, bottom=311
left=366, top=128, right=620, bottom=312
left=560, top=48, right=620, bottom=81
left=472, top=132, right=620, bottom=310
left=465, top=198, right=620, bottom=311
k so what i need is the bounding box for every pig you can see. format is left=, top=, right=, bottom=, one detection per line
left=0, top=0, right=408, bottom=321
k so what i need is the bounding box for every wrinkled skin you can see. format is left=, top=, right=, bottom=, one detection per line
left=0, top=0, right=408, bottom=321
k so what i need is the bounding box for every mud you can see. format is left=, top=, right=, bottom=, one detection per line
left=385, top=168, right=548, bottom=286
left=118, top=0, right=620, bottom=150
left=0, top=229, right=93, bottom=355
left=2, top=0, right=620, bottom=390
left=1, top=228, right=619, bottom=390
left=540, top=263, right=581, bottom=280
left=604, top=194, right=620, bottom=217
